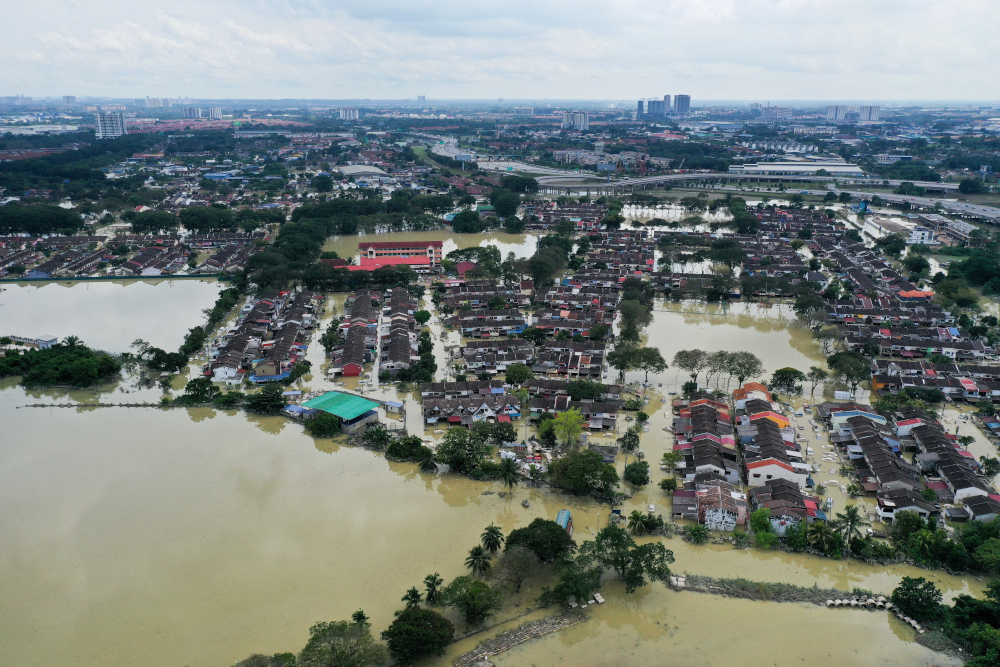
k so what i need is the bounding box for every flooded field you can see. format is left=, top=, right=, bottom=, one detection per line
left=0, top=263, right=992, bottom=667
left=0, top=278, right=223, bottom=352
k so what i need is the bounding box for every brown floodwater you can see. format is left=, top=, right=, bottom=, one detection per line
left=0, top=259, right=990, bottom=667
left=0, top=278, right=223, bottom=352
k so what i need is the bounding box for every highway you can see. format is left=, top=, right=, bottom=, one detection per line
left=412, top=133, right=1000, bottom=221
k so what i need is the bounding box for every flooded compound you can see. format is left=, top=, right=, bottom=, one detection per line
left=0, top=274, right=988, bottom=667
left=322, top=228, right=541, bottom=263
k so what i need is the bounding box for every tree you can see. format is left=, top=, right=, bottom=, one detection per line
left=383, top=607, right=454, bottom=665
left=607, top=345, right=638, bottom=384
left=490, top=190, right=521, bottom=217
left=414, top=310, right=431, bottom=325
left=423, top=573, right=443, bottom=604
left=728, top=351, right=764, bottom=386
left=451, top=210, right=482, bottom=233
left=491, top=544, right=539, bottom=593
left=769, top=367, right=805, bottom=396
left=805, top=521, right=840, bottom=556
left=623, top=461, right=651, bottom=490
left=311, top=175, right=334, bottom=192
left=498, top=457, right=519, bottom=493
left=977, top=400, right=996, bottom=417
left=552, top=408, right=585, bottom=448
left=750, top=507, right=773, bottom=534
left=547, top=449, right=619, bottom=498
left=297, top=620, right=387, bottom=667
left=465, top=545, right=492, bottom=577
left=684, top=524, right=710, bottom=544
left=659, top=477, right=678, bottom=491
left=504, top=362, right=534, bottom=386
left=438, top=576, right=504, bottom=626
left=807, top=366, right=828, bottom=396
left=491, top=421, right=517, bottom=445
left=503, top=215, right=526, bottom=233
left=578, top=524, right=674, bottom=593
left=980, top=457, right=1000, bottom=479
left=973, top=538, right=1000, bottom=575
left=793, top=292, right=827, bottom=327
left=627, top=510, right=649, bottom=535
left=835, top=504, right=869, bottom=560
left=636, top=347, right=667, bottom=383
left=959, top=178, right=986, bottom=194
left=672, top=349, right=708, bottom=384
left=617, top=427, right=640, bottom=452
left=827, top=351, right=870, bottom=395
left=505, top=518, right=577, bottom=562
left=305, top=412, right=343, bottom=437
left=245, top=383, right=286, bottom=415
left=402, top=587, right=423, bottom=609
left=435, top=427, right=491, bottom=474
left=618, top=300, right=653, bottom=340
left=891, top=576, right=942, bottom=622
left=481, top=524, right=505, bottom=555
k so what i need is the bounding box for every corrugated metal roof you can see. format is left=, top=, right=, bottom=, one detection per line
left=302, top=391, right=380, bottom=420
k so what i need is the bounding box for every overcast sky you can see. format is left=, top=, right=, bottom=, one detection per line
left=5, top=0, right=998, bottom=102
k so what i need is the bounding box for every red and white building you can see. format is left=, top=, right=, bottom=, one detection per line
left=358, top=240, right=443, bottom=268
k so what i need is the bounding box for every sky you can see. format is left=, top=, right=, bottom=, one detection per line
left=4, top=0, right=999, bottom=102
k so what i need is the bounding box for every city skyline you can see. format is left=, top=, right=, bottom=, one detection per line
left=5, top=1, right=1000, bottom=101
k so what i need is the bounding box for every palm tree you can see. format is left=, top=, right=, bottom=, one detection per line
left=465, top=545, right=492, bottom=577
left=908, top=529, right=936, bottom=562
left=418, top=448, right=437, bottom=473
left=423, top=572, right=443, bottom=604
left=351, top=609, right=369, bottom=625
left=481, top=524, right=505, bottom=555
left=498, top=457, right=519, bottom=494
left=806, top=521, right=838, bottom=555
left=401, top=586, right=423, bottom=609
left=835, top=505, right=870, bottom=560
left=63, top=335, right=81, bottom=348
left=627, top=510, right=648, bottom=536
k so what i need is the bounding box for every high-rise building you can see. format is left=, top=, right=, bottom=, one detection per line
left=95, top=112, right=127, bottom=139
left=417, top=95, right=426, bottom=103
left=826, top=105, right=852, bottom=121
left=663, top=94, right=671, bottom=110
left=561, top=111, right=589, bottom=131
left=182, top=107, right=202, bottom=119
left=674, top=95, right=691, bottom=115
left=207, top=107, right=223, bottom=120
left=637, top=100, right=645, bottom=116
left=142, top=97, right=172, bottom=108
left=858, top=105, right=880, bottom=122
left=513, top=107, right=534, bottom=116
left=62, top=95, right=77, bottom=106
left=339, top=107, right=359, bottom=121
left=749, top=102, right=763, bottom=112
left=646, top=99, right=667, bottom=115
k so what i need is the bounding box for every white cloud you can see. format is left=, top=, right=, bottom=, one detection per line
left=3, top=0, right=999, bottom=100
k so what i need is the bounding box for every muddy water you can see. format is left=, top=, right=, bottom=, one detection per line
left=322, top=229, right=540, bottom=263
left=0, top=278, right=223, bottom=352
left=0, top=278, right=991, bottom=667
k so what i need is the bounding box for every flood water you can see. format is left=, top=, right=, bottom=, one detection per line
left=0, top=278, right=223, bottom=352
left=0, top=245, right=989, bottom=667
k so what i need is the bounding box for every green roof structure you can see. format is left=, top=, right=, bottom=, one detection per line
left=302, top=392, right=379, bottom=420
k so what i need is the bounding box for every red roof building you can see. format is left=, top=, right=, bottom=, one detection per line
left=359, top=240, right=443, bottom=265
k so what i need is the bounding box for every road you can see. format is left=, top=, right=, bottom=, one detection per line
left=413, top=133, right=1000, bottom=221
